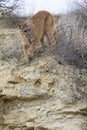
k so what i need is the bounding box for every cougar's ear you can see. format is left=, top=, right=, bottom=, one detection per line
left=19, top=24, right=22, bottom=29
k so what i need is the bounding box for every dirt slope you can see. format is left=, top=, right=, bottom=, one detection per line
left=0, top=14, right=87, bottom=130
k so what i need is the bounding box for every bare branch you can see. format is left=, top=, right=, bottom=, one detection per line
left=0, top=0, right=19, bottom=13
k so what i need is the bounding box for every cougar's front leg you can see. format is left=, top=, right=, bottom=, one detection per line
left=29, top=41, right=37, bottom=59
left=20, top=32, right=29, bottom=63
left=22, top=44, right=29, bottom=63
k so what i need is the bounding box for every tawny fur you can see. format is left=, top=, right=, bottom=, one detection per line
left=19, top=10, right=57, bottom=63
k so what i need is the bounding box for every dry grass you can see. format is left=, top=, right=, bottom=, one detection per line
left=0, top=12, right=87, bottom=69
left=53, top=13, right=87, bottom=69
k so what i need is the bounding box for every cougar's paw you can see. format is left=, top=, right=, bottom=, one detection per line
left=52, top=39, right=56, bottom=45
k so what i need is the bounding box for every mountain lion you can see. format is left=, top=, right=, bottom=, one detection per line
left=19, top=10, right=57, bottom=63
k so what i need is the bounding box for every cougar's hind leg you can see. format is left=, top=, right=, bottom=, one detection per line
left=54, top=28, right=59, bottom=43
left=41, top=35, right=46, bottom=49
left=46, top=31, right=56, bottom=45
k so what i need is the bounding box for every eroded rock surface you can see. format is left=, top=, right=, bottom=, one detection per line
left=0, top=14, right=87, bottom=130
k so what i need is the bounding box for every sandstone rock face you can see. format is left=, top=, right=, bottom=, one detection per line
left=0, top=14, right=87, bottom=130
left=0, top=58, right=87, bottom=130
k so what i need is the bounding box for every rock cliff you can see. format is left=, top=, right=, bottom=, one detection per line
left=0, top=14, right=87, bottom=130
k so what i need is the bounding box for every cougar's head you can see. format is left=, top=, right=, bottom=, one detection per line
left=19, top=22, right=34, bottom=41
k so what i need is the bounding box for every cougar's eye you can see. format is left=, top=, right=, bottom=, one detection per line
left=24, top=30, right=27, bottom=33
left=27, top=28, right=31, bottom=32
